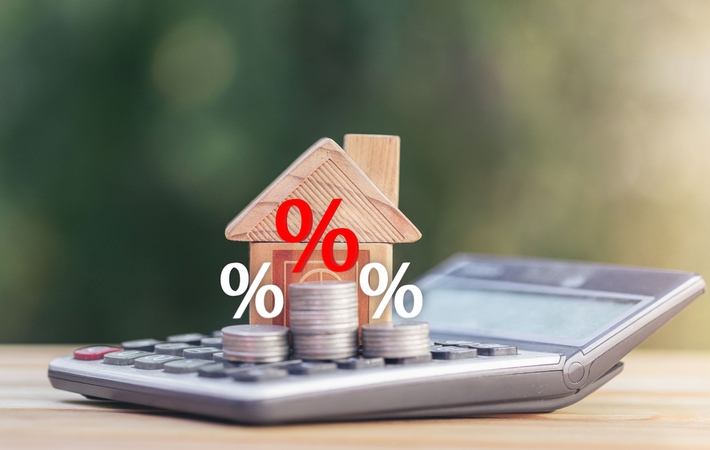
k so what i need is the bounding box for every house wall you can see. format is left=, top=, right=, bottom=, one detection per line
left=249, top=242, right=392, bottom=328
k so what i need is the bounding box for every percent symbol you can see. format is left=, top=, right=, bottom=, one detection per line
left=276, top=198, right=359, bottom=273
left=360, top=262, right=424, bottom=319
left=220, top=262, right=283, bottom=319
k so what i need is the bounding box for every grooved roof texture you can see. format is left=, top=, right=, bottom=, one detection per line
left=225, top=138, right=420, bottom=244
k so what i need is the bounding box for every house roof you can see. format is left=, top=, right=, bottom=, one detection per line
left=225, top=138, right=421, bottom=243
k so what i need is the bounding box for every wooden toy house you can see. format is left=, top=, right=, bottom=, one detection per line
left=225, top=134, right=421, bottom=328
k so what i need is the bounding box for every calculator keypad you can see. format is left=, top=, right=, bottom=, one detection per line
left=134, top=354, right=182, bottom=370
left=78, top=334, right=525, bottom=383
left=120, top=339, right=163, bottom=352
left=104, top=350, right=153, bottom=365
left=164, top=359, right=212, bottom=374
left=73, top=345, right=122, bottom=361
left=154, top=343, right=197, bottom=356
left=166, top=333, right=207, bottom=345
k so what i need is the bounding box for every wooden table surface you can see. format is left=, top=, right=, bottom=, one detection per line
left=2, top=346, right=710, bottom=449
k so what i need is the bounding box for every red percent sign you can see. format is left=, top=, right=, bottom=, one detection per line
left=275, top=199, right=359, bottom=273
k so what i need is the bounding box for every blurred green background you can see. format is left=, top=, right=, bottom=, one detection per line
left=1, top=0, right=709, bottom=347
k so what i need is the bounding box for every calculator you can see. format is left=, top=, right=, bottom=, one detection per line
left=48, top=254, right=705, bottom=424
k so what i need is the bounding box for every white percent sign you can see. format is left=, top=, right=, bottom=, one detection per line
left=360, top=262, right=423, bottom=319
left=220, top=262, right=283, bottom=319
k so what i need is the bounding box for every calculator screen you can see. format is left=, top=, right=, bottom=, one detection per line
left=414, top=288, right=641, bottom=344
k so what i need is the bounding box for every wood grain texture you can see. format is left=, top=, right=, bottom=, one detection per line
left=5, top=346, right=710, bottom=449
left=224, top=138, right=420, bottom=244
left=343, top=134, right=400, bottom=207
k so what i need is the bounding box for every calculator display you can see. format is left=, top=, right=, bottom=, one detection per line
left=416, top=288, right=641, bottom=344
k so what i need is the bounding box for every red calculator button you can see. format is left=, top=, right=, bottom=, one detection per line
left=73, top=346, right=122, bottom=361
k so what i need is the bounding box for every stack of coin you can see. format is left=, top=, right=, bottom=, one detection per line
left=289, top=281, right=359, bottom=360
left=361, top=321, right=431, bottom=358
left=221, top=325, right=290, bottom=363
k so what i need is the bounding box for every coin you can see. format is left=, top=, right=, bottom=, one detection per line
left=288, top=281, right=360, bottom=360
left=361, top=321, right=431, bottom=358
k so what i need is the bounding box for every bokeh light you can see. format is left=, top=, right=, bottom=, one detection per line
left=0, top=0, right=709, bottom=348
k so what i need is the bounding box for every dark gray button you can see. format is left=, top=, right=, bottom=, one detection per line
left=431, top=346, right=478, bottom=360
left=103, top=350, right=153, bottom=366
left=164, top=359, right=212, bottom=374
left=288, top=362, right=337, bottom=375
left=134, top=354, right=182, bottom=370
left=233, top=367, right=288, bottom=382
left=120, top=339, right=163, bottom=352
left=166, top=333, right=207, bottom=345
left=198, top=362, right=257, bottom=378
left=433, top=340, right=480, bottom=348
left=473, top=343, right=518, bottom=356
left=212, top=352, right=226, bottom=363
left=384, top=354, right=433, bottom=365
left=182, top=347, right=221, bottom=360
left=154, top=343, right=198, bottom=356
left=213, top=360, right=300, bottom=379
left=197, top=363, right=230, bottom=378
left=200, top=337, right=223, bottom=349
left=336, top=357, right=385, bottom=370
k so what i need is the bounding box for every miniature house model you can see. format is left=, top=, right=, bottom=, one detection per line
left=225, top=134, right=421, bottom=328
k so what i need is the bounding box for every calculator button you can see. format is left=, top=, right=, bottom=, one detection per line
left=336, top=357, right=385, bottom=370
left=211, top=330, right=222, bottom=337
left=183, top=347, right=221, bottom=360
left=120, top=339, right=163, bottom=352
left=384, top=354, right=433, bottom=365
left=74, top=346, right=122, bottom=361
left=433, top=340, right=480, bottom=347
left=163, top=359, right=212, bottom=374
left=197, top=363, right=233, bottom=378
left=288, top=362, right=337, bottom=375
left=233, top=367, right=288, bottom=382
left=200, top=337, right=223, bottom=349
left=473, top=343, right=518, bottom=356
left=154, top=343, right=198, bottom=356
left=104, top=350, right=153, bottom=366
left=134, top=354, right=182, bottom=370
left=431, top=346, right=478, bottom=360
left=166, top=333, right=207, bottom=345
left=212, top=352, right=226, bottom=363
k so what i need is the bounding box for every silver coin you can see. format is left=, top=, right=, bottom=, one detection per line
left=362, top=321, right=429, bottom=331
left=290, top=315, right=358, bottom=324
left=223, top=354, right=289, bottom=363
left=223, top=342, right=291, bottom=350
left=222, top=324, right=290, bottom=337
left=293, top=338, right=358, bottom=348
left=292, top=333, right=357, bottom=344
left=288, top=295, right=358, bottom=307
left=361, top=339, right=431, bottom=347
left=361, top=329, right=429, bottom=337
left=222, top=336, right=290, bottom=343
left=293, top=349, right=357, bottom=360
left=289, top=280, right=357, bottom=290
left=290, top=310, right=358, bottom=320
left=289, top=289, right=357, bottom=296
left=290, top=322, right=358, bottom=329
left=290, top=304, right=358, bottom=312
left=292, top=332, right=357, bottom=341
left=289, top=316, right=359, bottom=326
left=290, top=306, right=358, bottom=313
left=291, top=327, right=358, bottom=335
left=222, top=338, right=290, bottom=347
left=223, top=352, right=290, bottom=360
